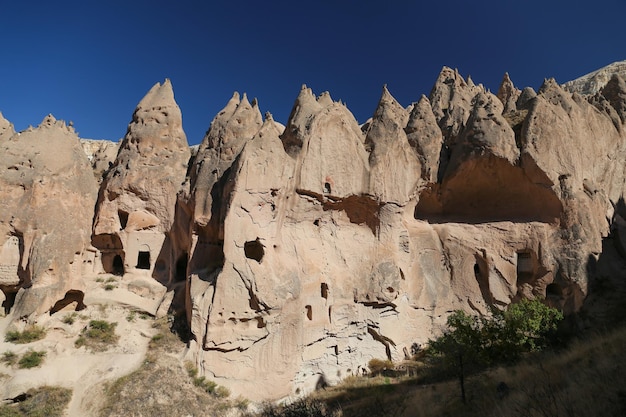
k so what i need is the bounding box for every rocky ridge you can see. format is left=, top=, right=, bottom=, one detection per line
left=1, top=63, right=626, bottom=406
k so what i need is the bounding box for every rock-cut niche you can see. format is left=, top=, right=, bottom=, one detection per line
left=136, top=247, right=151, bottom=270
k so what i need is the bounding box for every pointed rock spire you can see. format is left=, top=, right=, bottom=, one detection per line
left=429, top=66, right=484, bottom=146
left=0, top=111, right=15, bottom=140
left=497, top=73, right=521, bottom=113
left=94, top=79, right=190, bottom=239
left=365, top=85, right=420, bottom=204
left=405, top=95, right=443, bottom=182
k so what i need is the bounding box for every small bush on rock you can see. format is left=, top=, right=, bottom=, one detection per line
left=5, top=326, right=46, bottom=344
left=18, top=350, right=46, bottom=369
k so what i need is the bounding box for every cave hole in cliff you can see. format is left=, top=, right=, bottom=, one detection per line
left=321, top=283, right=329, bottom=299
left=244, top=238, right=264, bottom=263
left=1, top=290, right=17, bottom=315
left=305, top=305, right=313, bottom=321
left=324, top=182, right=331, bottom=194
left=136, top=251, right=151, bottom=270
left=49, top=290, right=86, bottom=314
left=516, top=251, right=534, bottom=285
left=118, top=210, right=129, bottom=230
left=112, top=255, right=124, bottom=276
left=546, top=283, right=563, bottom=297
left=175, top=253, right=188, bottom=281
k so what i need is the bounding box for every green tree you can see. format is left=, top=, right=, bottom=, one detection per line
left=427, top=299, right=563, bottom=403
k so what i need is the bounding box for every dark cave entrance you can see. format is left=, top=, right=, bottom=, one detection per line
left=175, top=253, right=188, bottom=282
left=113, top=255, right=124, bottom=276
left=136, top=251, right=151, bottom=270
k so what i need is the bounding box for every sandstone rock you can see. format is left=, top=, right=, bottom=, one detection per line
left=365, top=86, right=420, bottom=204
left=516, top=87, right=537, bottom=109
left=497, top=73, right=521, bottom=113
left=599, top=74, right=626, bottom=124
left=3, top=63, right=626, bottom=405
left=563, top=60, right=626, bottom=95
left=0, top=114, right=98, bottom=317
left=429, top=66, right=484, bottom=145
left=0, top=112, right=15, bottom=140
left=92, top=80, right=190, bottom=284
left=405, top=95, right=443, bottom=183
left=80, top=139, right=119, bottom=183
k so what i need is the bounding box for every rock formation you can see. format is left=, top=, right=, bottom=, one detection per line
left=563, top=60, right=626, bottom=95
left=92, top=79, right=190, bottom=286
left=80, top=139, right=119, bottom=183
left=0, top=115, right=98, bottom=317
left=2, top=62, right=626, bottom=403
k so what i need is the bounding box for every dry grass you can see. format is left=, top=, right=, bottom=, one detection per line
left=98, top=315, right=243, bottom=417
left=0, top=386, right=72, bottom=417
left=4, top=326, right=46, bottom=344
left=307, top=326, right=626, bottom=417
left=75, top=320, right=119, bottom=351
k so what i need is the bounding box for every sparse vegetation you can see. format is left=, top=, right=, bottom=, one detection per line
left=185, top=361, right=230, bottom=397
left=148, top=316, right=182, bottom=353
left=249, top=398, right=339, bottom=417
left=75, top=320, right=118, bottom=351
left=62, top=313, right=77, bottom=325
left=367, top=358, right=395, bottom=376
left=0, top=386, right=72, bottom=417
left=17, top=350, right=46, bottom=369
left=5, top=326, right=46, bottom=344
left=103, top=284, right=116, bottom=291
left=426, top=298, right=563, bottom=402
left=126, top=311, right=136, bottom=322
left=1, top=351, right=17, bottom=366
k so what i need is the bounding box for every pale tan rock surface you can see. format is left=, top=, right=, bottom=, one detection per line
left=80, top=138, right=119, bottom=183
left=92, top=79, right=190, bottom=284
left=0, top=115, right=98, bottom=317
left=563, top=60, right=626, bottom=95
left=3, top=62, right=626, bottom=407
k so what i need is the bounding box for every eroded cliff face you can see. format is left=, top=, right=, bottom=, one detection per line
left=178, top=67, right=626, bottom=401
left=92, top=79, right=190, bottom=285
left=0, top=115, right=98, bottom=317
left=2, top=64, right=626, bottom=403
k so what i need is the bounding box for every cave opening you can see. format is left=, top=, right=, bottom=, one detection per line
left=113, top=254, right=124, bottom=276
left=136, top=251, right=151, bottom=270
left=118, top=210, right=129, bottom=230
left=321, top=283, right=329, bottom=299
left=244, top=239, right=265, bottom=263
left=1, top=290, right=17, bottom=315
left=175, top=253, right=188, bottom=281
left=516, top=251, right=534, bottom=285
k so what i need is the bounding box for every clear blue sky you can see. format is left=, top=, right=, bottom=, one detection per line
left=0, top=0, right=623, bottom=145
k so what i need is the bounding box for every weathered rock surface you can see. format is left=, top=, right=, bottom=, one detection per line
left=92, top=80, right=190, bottom=285
left=0, top=115, right=98, bottom=317
left=563, top=60, right=626, bottom=95
left=2, top=62, right=626, bottom=404
left=80, top=139, right=119, bottom=183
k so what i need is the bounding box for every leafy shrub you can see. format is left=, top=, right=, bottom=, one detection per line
left=18, top=350, right=46, bottom=369
left=103, top=284, right=116, bottom=291
left=426, top=298, right=563, bottom=402
left=5, top=326, right=46, bottom=344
